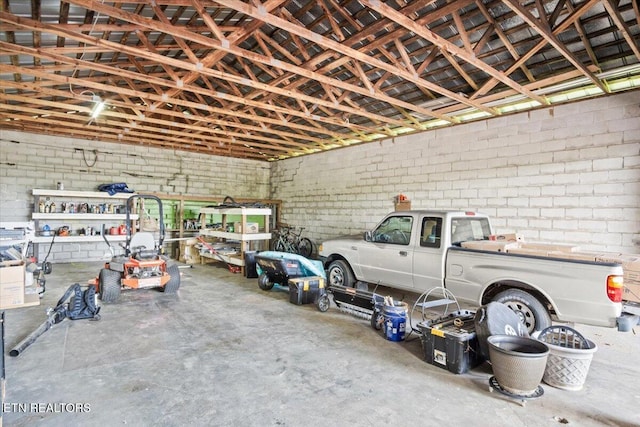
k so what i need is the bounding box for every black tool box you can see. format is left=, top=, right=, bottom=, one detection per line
left=289, top=276, right=325, bottom=305
left=416, top=310, right=484, bottom=374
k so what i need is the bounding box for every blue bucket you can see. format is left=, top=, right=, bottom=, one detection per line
left=383, top=301, right=408, bottom=342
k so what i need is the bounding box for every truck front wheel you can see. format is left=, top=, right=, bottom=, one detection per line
left=327, top=260, right=355, bottom=288
left=492, top=289, right=551, bottom=334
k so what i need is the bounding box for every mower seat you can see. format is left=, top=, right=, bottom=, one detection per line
left=130, top=232, right=157, bottom=259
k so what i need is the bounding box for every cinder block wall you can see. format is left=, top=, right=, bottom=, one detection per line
left=0, top=131, right=270, bottom=261
left=270, top=92, right=640, bottom=254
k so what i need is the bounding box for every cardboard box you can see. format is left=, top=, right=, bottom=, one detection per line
left=180, top=242, right=202, bottom=265
left=626, top=271, right=640, bottom=284
left=616, top=255, right=640, bottom=273
left=394, top=201, right=411, bottom=211
left=0, top=262, right=25, bottom=309
left=1, top=282, right=24, bottom=308
left=595, top=252, right=623, bottom=264
left=234, top=222, right=259, bottom=233
left=623, top=282, right=640, bottom=303
left=0, top=262, right=25, bottom=283
left=595, top=253, right=640, bottom=270
left=490, top=233, right=524, bottom=242
left=461, top=241, right=519, bottom=252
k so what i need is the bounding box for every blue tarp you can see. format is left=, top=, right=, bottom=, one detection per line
left=98, top=183, right=135, bottom=196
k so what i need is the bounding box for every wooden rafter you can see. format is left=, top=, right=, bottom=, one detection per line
left=501, top=0, right=608, bottom=93
left=0, top=0, right=638, bottom=160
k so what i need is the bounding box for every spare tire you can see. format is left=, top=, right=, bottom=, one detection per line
left=474, top=302, right=529, bottom=360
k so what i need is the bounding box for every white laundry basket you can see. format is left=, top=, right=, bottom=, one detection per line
left=537, top=326, right=597, bottom=391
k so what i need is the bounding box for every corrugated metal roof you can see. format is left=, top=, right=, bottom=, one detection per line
left=1, top=0, right=639, bottom=160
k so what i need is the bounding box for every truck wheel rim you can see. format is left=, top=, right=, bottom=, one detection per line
left=504, top=301, right=534, bottom=332
left=330, top=269, right=343, bottom=286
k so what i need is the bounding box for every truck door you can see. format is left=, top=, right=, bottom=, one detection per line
left=358, top=215, right=414, bottom=289
left=413, top=216, right=446, bottom=291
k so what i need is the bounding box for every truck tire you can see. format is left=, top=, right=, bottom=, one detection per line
left=328, top=260, right=355, bottom=288
left=99, top=268, right=121, bottom=303
left=492, top=289, right=552, bottom=334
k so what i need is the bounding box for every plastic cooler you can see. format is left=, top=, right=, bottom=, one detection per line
left=289, top=276, right=325, bottom=305
left=417, top=310, right=484, bottom=374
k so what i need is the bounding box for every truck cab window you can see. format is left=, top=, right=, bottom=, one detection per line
left=421, top=217, right=443, bottom=248
left=372, top=216, right=412, bottom=245
left=450, top=218, right=492, bottom=245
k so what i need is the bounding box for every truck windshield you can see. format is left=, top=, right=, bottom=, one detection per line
left=450, top=217, right=492, bottom=245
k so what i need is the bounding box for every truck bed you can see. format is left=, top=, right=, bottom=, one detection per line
left=445, top=246, right=624, bottom=328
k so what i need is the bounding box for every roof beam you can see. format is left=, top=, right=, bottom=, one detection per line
left=501, top=0, right=608, bottom=93
left=602, top=0, right=640, bottom=63
left=213, top=0, right=491, bottom=115
left=471, top=0, right=602, bottom=100
left=361, top=0, right=548, bottom=105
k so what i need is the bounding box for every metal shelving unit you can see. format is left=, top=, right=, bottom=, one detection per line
left=31, top=189, right=139, bottom=259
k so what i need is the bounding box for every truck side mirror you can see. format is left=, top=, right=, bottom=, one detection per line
left=364, top=231, right=372, bottom=241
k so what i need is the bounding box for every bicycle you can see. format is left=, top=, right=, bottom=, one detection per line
left=271, top=225, right=314, bottom=258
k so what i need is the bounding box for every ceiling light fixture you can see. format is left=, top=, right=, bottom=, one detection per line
left=91, top=95, right=105, bottom=118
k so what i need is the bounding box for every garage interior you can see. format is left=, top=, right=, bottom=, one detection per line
left=1, top=0, right=640, bottom=425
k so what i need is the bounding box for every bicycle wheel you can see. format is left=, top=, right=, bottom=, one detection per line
left=274, top=238, right=286, bottom=252
left=297, top=238, right=313, bottom=258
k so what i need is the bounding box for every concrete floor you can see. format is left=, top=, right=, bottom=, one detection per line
left=2, top=260, right=639, bottom=427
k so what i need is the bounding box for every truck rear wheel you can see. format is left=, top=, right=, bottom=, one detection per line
left=328, top=260, right=355, bottom=288
left=492, top=289, right=551, bottom=334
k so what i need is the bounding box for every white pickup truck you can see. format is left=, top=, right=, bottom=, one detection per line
left=318, top=210, right=637, bottom=333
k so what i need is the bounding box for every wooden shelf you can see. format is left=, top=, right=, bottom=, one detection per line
left=200, top=230, right=272, bottom=241
left=33, top=189, right=136, bottom=199
left=32, top=213, right=138, bottom=220
left=200, top=252, right=244, bottom=266
left=199, top=207, right=272, bottom=216
left=31, top=189, right=139, bottom=261
left=198, top=206, right=272, bottom=270
left=32, top=235, right=128, bottom=244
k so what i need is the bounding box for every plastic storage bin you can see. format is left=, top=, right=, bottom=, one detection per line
left=417, top=310, right=484, bottom=374
left=288, top=276, right=325, bottom=305
left=537, top=326, right=597, bottom=391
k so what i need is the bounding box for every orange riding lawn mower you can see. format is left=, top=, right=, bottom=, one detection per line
left=90, top=195, right=180, bottom=303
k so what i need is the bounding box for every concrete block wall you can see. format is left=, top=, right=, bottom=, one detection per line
left=0, top=130, right=270, bottom=262
left=270, top=92, right=640, bottom=254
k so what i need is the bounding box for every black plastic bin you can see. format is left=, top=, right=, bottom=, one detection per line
left=289, top=276, right=325, bottom=305
left=416, top=310, right=484, bottom=374
left=244, top=251, right=259, bottom=279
